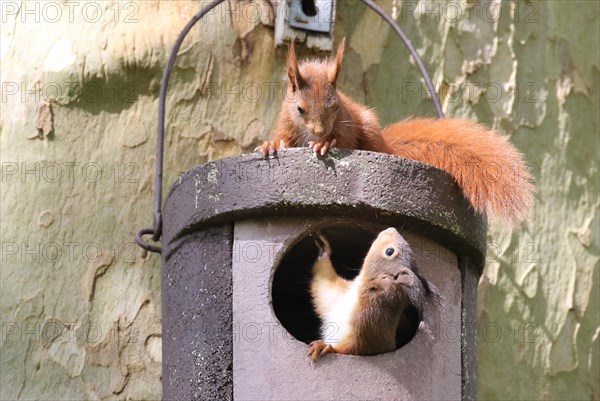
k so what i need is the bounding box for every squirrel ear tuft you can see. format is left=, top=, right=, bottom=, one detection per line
left=287, top=40, right=304, bottom=92
left=328, top=37, right=346, bottom=85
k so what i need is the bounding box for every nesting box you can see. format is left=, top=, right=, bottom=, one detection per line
left=161, top=148, right=486, bottom=401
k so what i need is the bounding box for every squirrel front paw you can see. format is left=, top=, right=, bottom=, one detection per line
left=308, top=138, right=337, bottom=156
left=255, top=139, right=287, bottom=157
left=308, top=340, right=334, bottom=362
left=312, top=231, right=332, bottom=260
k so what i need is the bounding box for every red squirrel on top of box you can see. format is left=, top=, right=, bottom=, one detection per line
left=256, top=39, right=534, bottom=224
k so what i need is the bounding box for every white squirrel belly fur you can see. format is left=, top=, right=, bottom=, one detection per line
left=320, top=275, right=363, bottom=345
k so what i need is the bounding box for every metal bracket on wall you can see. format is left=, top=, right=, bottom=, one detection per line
left=135, top=0, right=445, bottom=254
left=275, top=0, right=337, bottom=51
left=287, top=0, right=335, bottom=33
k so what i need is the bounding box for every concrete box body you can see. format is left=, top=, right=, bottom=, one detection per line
left=233, top=218, right=461, bottom=400
left=161, top=149, right=486, bottom=401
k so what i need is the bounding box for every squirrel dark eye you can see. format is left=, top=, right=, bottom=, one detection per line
left=385, top=247, right=395, bottom=257
left=297, top=106, right=305, bottom=114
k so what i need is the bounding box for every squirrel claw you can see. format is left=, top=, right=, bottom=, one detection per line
left=308, top=340, right=334, bottom=362
left=308, top=139, right=336, bottom=156
left=255, top=140, right=278, bottom=157
left=312, top=231, right=332, bottom=259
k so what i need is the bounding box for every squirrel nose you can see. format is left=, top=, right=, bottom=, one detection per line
left=313, top=124, right=324, bottom=136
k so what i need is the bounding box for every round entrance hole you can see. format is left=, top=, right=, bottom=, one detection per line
left=271, top=225, right=422, bottom=352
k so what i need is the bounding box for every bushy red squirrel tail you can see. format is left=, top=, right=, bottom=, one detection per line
left=382, top=118, right=534, bottom=223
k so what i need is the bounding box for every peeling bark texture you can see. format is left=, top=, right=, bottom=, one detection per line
left=0, top=1, right=598, bottom=400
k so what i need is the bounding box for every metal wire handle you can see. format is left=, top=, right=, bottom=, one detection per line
left=135, top=0, right=445, bottom=253
left=361, top=0, right=445, bottom=118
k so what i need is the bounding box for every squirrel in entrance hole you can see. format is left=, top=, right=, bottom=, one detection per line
left=308, top=228, right=440, bottom=362
left=256, top=39, right=534, bottom=224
